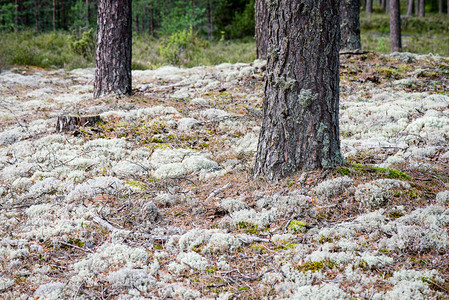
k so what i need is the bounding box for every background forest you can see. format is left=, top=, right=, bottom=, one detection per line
left=0, top=0, right=448, bottom=70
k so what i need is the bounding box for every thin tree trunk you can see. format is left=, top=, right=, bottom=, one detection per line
left=61, top=0, right=66, bottom=29
left=255, top=0, right=268, bottom=59
left=52, top=0, right=56, bottom=31
left=439, top=0, right=443, bottom=13
left=390, top=0, right=401, bottom=52
left=385, top=0, right=390, bottom=13
left=382, top=0, right=387, bottom=11
left=207, top=0, right=213, bottom=40
left=94, top=0, right=132, bottom=98
left=150, top=5, right=154, bottom=37
left=447, top=0, right=449, bottom=17
left=255, top=0, right=343, bottom=180
left=340, top=0, right=362, bottom=50
left=406, top=0, right=414, bottom=16
left=86, top=0, right=89, bottom=27
left=14, top=0, right=19, bottom=31
left=366, top=0, right=373, bottom=13
left=34, top=0, right=40, bottom=32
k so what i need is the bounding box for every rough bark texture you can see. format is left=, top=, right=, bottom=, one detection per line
left=254, top=0, right=343, bottom=180
left=390, top=0, right=402, bottom=52
left=366, top=0, right=373, bottom=13
left=406, top=0, right=415, bottom=16
left=418, top=0, right=425, bottom=16
left=340, top=0, right=362, bottom=50
left=56, top=115, right=102, bottom=132
left=93, top=0, right=132, bottom=98
left=255, top=0, right=268, bottom=60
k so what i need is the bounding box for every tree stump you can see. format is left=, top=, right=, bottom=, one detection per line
left=56, top=115, right=102, bottom=132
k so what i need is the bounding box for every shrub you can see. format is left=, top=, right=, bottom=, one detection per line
left=158, top=27, right=200, bottom=65
left=70, top=28, right=95, bottom=59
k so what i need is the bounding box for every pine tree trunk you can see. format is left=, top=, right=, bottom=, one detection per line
left=14, top=0, right=19, bottom=31
left=52, top=0, right=56, bottom=31
left=85, top=0, right=89, bottom=27
left=34, top=0, right=40, bottom=32
left=406, top=0, right=415, bottom=16
left=61, top=0, right=66, bottom=30
left=255, top=0, right=268, bottom=59
left=93, top=0, right=132, bottom=98
left=254, top=0, right=343, bottom=180
left=439, top=0, right=443, bottom=14
left=390, top=0, right=401, bottom=52
left=418, top=0, right=425, bottom=16
left=207, top=0, right=213, bottom=40
left=340, top=0, right=361, bottom=50
left=385, top=0, right=390, bottom=13
left=366, top=0, right=373, bottom=13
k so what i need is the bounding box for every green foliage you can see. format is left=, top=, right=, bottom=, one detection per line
left=0, top=30, right=93, bottom=69
left=70, top=28, right=95, bottom=59
left=296, top=260, right=336, bottom=273
left=352, top=164, right=412, bottom=180
left=228, top=0, right=255, bottom=39
left=0, top=3, right=17, bottom=31
left=159, top=1, right=205, bottom=36
left=158, top=27, right=199, bottom=65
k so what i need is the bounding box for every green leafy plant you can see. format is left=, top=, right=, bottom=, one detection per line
left=70, top=28, right=95, bottom=59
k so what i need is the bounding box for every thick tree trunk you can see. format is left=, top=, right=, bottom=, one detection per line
left=255, top=0, right=268, bottom=60
left=366, top=0, right=373, bottom=13
left=390, top=0, right=401, bottom=52
left=254, top=0, right=343, bottom=180
left=93, top=0, right=132, bottom=98
left=340, top=0, right=361, bottom=50
left=406, top=0, right=415, bottom=16
left=56, top=115, right=102, bottom=132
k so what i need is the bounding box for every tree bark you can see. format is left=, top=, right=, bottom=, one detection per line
left=93, top=0, right=132, bottom=98
left=366, top=0, right=373, bottom=13
left=439, top=0, right=443, bottom=14
left=254, top=0, right=343, bottom=180
left=207, top=0, right=213, bottom=40
left=340, top=0, right=361, bottom=50
left=56, top=115, right=102, bottom=132
left=406, top=0, right=415, bottom=16
left=255, top=0, right=268, bottom=60
left=52, top=0, right=56, bottom=31
left=390, top=0, right=401, bottom=52
left=14, top=0, right=19, bottom=31
left=448, top=0, right=449, bottom=17
left=86, top=0, right=89, bottom=27
left=418, top=0, right=425, bottom=16
left=34, top=0, right=40, bottom=32
left=385, top=0, right=390, bottom=13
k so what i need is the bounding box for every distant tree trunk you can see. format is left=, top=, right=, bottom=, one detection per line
left=255, top=0, right=268, bottom=59
left=448, top=0, right=449, bottom=17
left=382, top=0, right=387, bottom=11
left=86, top=0, right=89, bottom=27
left=406, top=0, right=415, bottom=16
left=94, top=0, right=132, bottom=98
left=439, top=0, right=443, bottom=13
left=61, top=0, right=66, bottom=29
left=390, top=0, right=401, bottom=52
left=207, top=0, right=213, bottom=40
left=14, top=0, right=19, bottom=31
left=340, top=0, right=361, bottom=50
left=34, top=0, right=40, bottom=32
left=150, top=5, right=154, bottom=37
left=385, top=0, right=390, bottom=13
left=254, top=0, right=343, bottom=180
left=418, top=0, right=425, bottom=16
left=52, top=0, right=56, bottom=31
left=366, top=0, right=373, bottom=13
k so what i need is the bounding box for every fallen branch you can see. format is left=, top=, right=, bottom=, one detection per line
left=206, top=183, right=232, bottom=200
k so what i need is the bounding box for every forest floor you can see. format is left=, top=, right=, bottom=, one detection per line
left=0, top=51, right=449, bottom=299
